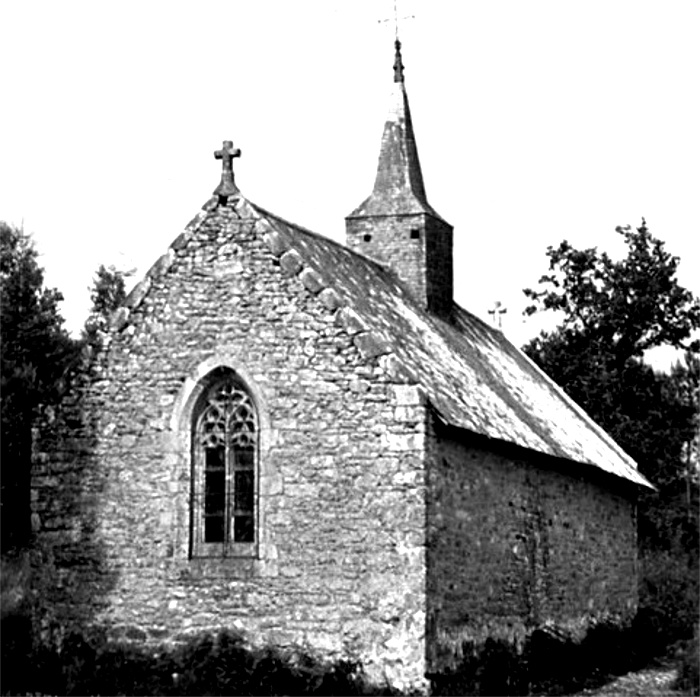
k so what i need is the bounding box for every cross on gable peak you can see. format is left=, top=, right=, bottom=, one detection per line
left=213, top=140, right=241, bottom=198
left=215, top=140, right=241, bottom=166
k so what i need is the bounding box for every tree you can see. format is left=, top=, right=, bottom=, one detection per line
left=524, top=220, right=700, bottom=365
left=523, top=221, right=700, bottom=548
left=83, top=264, right=128, bottom=348
left=0, top=222, right=78, bottom=550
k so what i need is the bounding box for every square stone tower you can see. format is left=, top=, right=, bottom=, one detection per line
left=345, top=40, right=454, bottom=317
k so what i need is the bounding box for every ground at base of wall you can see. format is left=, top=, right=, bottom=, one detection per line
left=571, top=664, right=679, bottom=696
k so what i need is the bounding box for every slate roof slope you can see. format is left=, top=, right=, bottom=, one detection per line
left=254, top=202, right=652, bottom=489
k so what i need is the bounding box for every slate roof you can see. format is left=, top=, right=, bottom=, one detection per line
left=251, top=202, right=653, bottom=490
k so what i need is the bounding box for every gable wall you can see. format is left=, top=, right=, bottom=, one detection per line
left=425, top=422, right=638, bottom=673
left=32, top=200, right=429, bottom=691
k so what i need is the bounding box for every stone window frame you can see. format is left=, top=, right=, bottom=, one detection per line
left=170, top=355, right=277, bottom=568
left=191, top=368, right=258, bottom=558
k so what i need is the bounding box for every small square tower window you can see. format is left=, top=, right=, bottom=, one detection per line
left=363, top=234, right=372, bottom=242
left=410, top=229, right=420, bottom=240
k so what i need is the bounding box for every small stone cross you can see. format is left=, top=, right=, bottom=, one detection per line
left=213, top=140, right=241, bottom=197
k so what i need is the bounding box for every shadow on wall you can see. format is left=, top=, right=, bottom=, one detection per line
left=0, top=627, right=402, bottom=697
left=1, top=351, right=119, bottom=695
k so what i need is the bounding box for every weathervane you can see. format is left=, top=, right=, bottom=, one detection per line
left=488, top=301, right=508, bottom=329
left=378, top=0, right=415, bottom=40
left=378, top=0, right=415, bottom=82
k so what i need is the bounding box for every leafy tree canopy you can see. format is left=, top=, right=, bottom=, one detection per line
left=83, top=264, right=128, bottom=348
left=1, top=222, right=79, bottom=549
left=522, top=221, right=699, bottom=553
left=524, top=220, right=700, bottom=365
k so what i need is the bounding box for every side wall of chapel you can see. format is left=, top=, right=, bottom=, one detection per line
left=425, top=423, right=639, bottom=674
left=31, top=199, right=429, bottom=691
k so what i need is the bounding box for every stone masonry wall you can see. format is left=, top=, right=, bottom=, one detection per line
left=32, top=196, right=430, bottom=692
left=425, top=423, right=638, bottom=673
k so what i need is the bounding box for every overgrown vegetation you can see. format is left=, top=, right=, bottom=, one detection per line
left=523, top=220, right=700, bottom=691
left=0, top=222, right=79, bottom=550
left=0, top=626, right=397, bottom=696
left=82, top=263, right=128, bottom=348
left=0, top=224, right=127, bottom=551
left=0, top=618, right=685, bottom=696
left=673, top=627, right=699, bottom=695
left=430, top=618, right=663, bottom=696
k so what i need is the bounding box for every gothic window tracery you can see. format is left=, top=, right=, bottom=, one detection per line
left=192, top=370, right=258, bottom=556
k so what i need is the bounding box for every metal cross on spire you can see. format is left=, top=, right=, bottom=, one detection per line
left=488, top=301, right=508, bottom=329
left=213, top=140, right=241, bottom=197
left=378, top=0, right=415, bottom=40
left=378, top=1, right=415, bottom=83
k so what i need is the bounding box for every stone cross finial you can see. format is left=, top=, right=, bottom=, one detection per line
left=213, top=140, right=241, bottom=197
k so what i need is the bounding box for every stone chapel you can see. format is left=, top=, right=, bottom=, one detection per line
left=32, top=40, right=653, bottom=690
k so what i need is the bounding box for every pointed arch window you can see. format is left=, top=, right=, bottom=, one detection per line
left=191, top=369, right=258, bottom=557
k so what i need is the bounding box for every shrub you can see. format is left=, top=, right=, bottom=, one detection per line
left=673, top=629, right=700, bottom=696
left=0, top=625, right=394, bottom=696
left=431, top=620, right=646, bottom=696
left=637, top=549, right=699, bottom=655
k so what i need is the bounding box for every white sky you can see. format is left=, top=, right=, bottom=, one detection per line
left=1, top=1, right=698, bottom=363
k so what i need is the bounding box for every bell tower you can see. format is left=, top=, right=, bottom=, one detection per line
left=345, top=39, right=454, bottom=316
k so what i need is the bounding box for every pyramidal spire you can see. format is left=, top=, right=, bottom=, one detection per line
left=348, top=37, right=437, bottom=219
left=346, top=38, right=454, bottom=317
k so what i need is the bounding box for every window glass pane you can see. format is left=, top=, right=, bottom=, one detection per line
left=234, top=445, right=254, bottom=470
left=234, top=515, right=254, bottom=543
left=204, top=470, right=225, bottom=507
left=205, top=446, right=225, bottom=470
left=234, top=470, right=254, bottom=513
left=205, top=516, right=225, bottom=543
left=204, top=445, right=226, bottom=542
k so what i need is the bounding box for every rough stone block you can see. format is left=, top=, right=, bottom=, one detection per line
left=299, top=268, right=325, bottom=294
left=392, top=384, right=422, bottom=406
left=378, top=354, right=415, bottom=384
left=336, top=306, right=367, bottom=335
left=171, top=231, right=191, bottom=251
left=125, top=278, right=151, bottom=309
left=354, top=331, right=391, bottom=359
left=264, top=231, right=290, bottom=257
left=148, top=250, right=175, bottom=279
left=318, top=287, right=342, bottom=311
left=279, top=249, right=303, bottom=275
left=109, top=307, right=130, bottom=332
